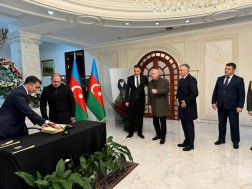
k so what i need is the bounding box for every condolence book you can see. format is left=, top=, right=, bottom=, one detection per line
left=30, top=124, right=74, bottom=134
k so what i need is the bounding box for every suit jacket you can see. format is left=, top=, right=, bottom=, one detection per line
left=247, top=81, right=252, bottom=111
left=148, top=77, right=170, bottom=117
left=0, top=86, right=46, bottom=138
left=40, top=84, right=75, bottom=123
left=212, top=75, right=245, bottom=109
left=176, top=74, right=198, bottom=120
left=125, top=75, right=148, bottom=110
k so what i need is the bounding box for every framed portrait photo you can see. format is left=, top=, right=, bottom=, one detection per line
left=41, top=59, right=54, bottom=76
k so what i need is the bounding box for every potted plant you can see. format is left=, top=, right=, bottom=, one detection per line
left=16, top=136, right=133, bottom=189
left=76, top=136, right=133, bottom=184
left=16, top=159, right=92, bottom=189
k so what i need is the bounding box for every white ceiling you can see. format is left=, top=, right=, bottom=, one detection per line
left=1, top=0, right=252, bottom=48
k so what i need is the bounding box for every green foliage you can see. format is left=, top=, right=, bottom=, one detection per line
left=77, top=136, right=133, bottom=183
left=16, top=159, right=92, bottom=189
left=15, top=136, right=132, bottom=189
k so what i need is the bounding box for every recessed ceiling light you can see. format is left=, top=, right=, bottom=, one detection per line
left=185, top=20, right=190, bottom=23
left=47, top=10, right=54, bottom=15
left=155, top=22, right=160, bottom=25
left=125, top=22, right=130, bottom=26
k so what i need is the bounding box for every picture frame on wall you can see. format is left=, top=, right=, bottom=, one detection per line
left=41, top=59, right=54, bottom=76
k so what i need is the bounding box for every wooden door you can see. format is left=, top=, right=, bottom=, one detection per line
left=138, top=51, right=179, bottom=120
left=64, top=50, right=85, bottom=84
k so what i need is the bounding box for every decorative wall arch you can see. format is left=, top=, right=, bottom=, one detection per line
left=130, top=45, right=183, bottom=69
left=138, top=50, right=180, bottom=120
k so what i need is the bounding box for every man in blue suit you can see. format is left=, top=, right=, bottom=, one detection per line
left=212, top=63, right=245, bottom=149
left=0, top=76, right=57, bottom=139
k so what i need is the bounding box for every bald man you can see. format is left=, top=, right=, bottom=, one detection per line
left=40, top=73, right=76, bottom=124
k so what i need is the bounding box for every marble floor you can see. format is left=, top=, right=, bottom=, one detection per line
left=27, top=110, right=252, bottom=189
left=105, top=117, right=252, bottom=189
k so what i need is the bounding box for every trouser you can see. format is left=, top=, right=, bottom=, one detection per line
left=129, top=100, right=144, bottom=135
left=217, top=108, right=240, bottom=144
left=153, top=116, right=167, bottom=140
left=181, top=119, right=195, bottom=147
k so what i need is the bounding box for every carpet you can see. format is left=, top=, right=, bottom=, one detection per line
left=96, top=161, right=138, bottom=189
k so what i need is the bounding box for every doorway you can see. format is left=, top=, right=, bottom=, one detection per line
left=138, top=51, right=179, bottom=120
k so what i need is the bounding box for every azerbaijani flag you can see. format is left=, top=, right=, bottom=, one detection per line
left=69, top=57, right=88, bottom=121
left=87, top=59, right=106, bottom=121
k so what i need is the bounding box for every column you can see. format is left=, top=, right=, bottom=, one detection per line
left=8, top=31, right=42, bottom=80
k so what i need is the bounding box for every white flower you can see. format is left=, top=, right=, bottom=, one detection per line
left=0, top=58, right=22, bottom=94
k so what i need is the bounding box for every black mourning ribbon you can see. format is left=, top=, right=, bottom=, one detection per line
left=117, top=79, right=127, bottom=100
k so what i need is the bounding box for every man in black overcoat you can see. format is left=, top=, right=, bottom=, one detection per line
left=176, top=64, right=198, bottom=151
left=40, top=73, right=76, bottom=124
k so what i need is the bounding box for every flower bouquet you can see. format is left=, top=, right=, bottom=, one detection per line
left=111, top=100, right=129, bottom=131
left=0, top=58, right=22, bottom=96
left=28, top=89, right=42, bottom=108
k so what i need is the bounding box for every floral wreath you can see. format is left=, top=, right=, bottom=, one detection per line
left=0, top=58, right=22, bottom=94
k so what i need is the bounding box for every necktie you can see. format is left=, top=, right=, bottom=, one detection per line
left=136, top=77, right=139, bottom=88
left=181, top=78, right=184, bottom=84
left=223, top=76, right=230, bottom=88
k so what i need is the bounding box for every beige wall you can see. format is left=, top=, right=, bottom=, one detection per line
left=86, top=22, right=252, bottom=125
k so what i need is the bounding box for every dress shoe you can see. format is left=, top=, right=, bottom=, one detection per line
left=183, top=145, right=194, bottom=151
left=177, top=143, right=187, bottom=147
left=126, top=134, right=133, bottom=139
left=152, top=135, right=161, bottom=140
left=138, top=134, right=145, bottom=139
left=233, top=143, right=239, bottom=149
left=214, top=140, right=225, bottom=145
left=160, top=139, right=165, bottom=144
left=250, top=146, right=252, bottom=151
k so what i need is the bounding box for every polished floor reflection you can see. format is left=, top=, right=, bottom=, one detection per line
left=26, top=110, right=252, bottom=189
left=105, top=117, right=252, bottom=189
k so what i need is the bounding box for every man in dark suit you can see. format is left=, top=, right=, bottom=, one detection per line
left=246, top=80, right=252, bottom=150
left=212, top=62, right=245, bottom=149
left=0, top=76, right=57, bottom=139
left=40, top=73, right=75, bottom=124
left=176, top=64, right=198, bottom=151
left=125, top=65, right=148, bottom=139
left=149, top=69, right=170, bottom=144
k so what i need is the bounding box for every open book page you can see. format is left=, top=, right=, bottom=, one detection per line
left=41, top=125, right=63, bottom=134
left=57, top=124, right=73, bottom=130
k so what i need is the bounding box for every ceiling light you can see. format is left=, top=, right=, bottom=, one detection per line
left=47, top=10, right=54, bottom=15
left=133, top=0, right=244, bottom=15
left=155, top=22, right=160, bottom=25
left=125, top=22, right=130, bottom=26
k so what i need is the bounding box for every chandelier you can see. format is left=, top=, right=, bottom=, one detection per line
left=0, top=28, right=8, bottom=48
left=134, top=0, right=245, bottom=14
